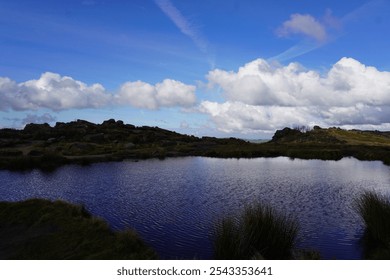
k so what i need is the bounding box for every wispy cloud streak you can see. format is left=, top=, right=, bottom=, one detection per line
left=268, top=40, right=323, bottom=63
left=154, top=0, right=209, bottom=53
left=270, top=0, right=385, bottom=62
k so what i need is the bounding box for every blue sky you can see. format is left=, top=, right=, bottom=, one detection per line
left=1, top=0, right=390, bottom=138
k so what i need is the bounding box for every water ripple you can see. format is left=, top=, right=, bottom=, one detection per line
left=0, top=157, right=389, bottom=259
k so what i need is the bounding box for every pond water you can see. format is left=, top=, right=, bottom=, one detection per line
left=1, top=157, right=389, bottom=259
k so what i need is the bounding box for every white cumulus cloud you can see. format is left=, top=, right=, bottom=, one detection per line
left=0, top=72, right=109, bottom=111
left=199, top=101, right=318, bottom=133
left=207, top=58, right=390, bottom=108
left=116, top=81, right=158, bottom=110
left=156, top=79, right=196, bottom=107
left=202, top=57, right=390, bottom=134
left=0, top=73, right=197, bottom=112
left=116, top=79, right=196, bottom=110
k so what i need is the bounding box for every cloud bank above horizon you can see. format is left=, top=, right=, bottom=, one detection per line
left=1, top=57, right=390, bottom=134
left=202, top=57, right=390, bottom=133
left=0, top=58, right=390, bottom=134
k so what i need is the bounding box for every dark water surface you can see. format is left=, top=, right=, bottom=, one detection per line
left=1, top=157, right=389, bottom=259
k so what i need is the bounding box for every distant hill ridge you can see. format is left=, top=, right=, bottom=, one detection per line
left=0, top=119, right=389, bottom=170
left=271, top=126, right=390, bottom=147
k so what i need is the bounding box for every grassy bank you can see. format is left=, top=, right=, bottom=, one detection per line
left=355, top=191, right=390, bottom=259
left=0, top=199, right=157, bottom=259
left=213, top=203, right=299, bottom=260
left=1, top=120, right=389, bottom=171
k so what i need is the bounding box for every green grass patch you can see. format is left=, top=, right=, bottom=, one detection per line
left=329, top=129, right=390, bottom=146
left=0, top=199, right=157, bottom=259
left=213, top=203, right=298, bottom=260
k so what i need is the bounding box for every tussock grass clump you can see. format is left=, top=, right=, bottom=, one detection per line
left=355, top=191, right=390, bottom=259
left=213, top=217, right=243, bottom=259
left=214, top=203, right=298, bottom=260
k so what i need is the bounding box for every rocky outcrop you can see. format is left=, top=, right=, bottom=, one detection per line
left=271, top=127, right=348, bottom=144
left=271, top=128, right=302, bottom=143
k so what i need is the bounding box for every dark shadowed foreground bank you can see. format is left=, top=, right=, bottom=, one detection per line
left=1, top=191, right=390, bottom=260
left=0, top=199, right=157, bottom=259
